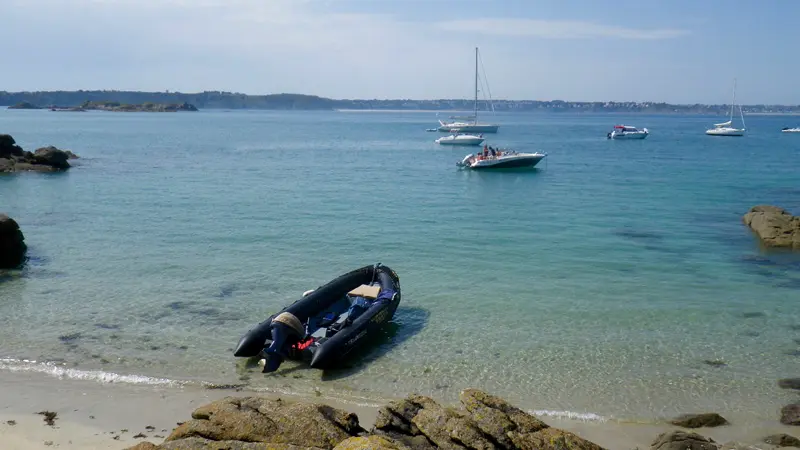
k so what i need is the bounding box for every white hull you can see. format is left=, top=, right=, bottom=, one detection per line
left=457, top=151, right=546, bottom=169
left=782, top=128, right=800, bottom=133
left=706, top=127, right=745, bottom=136
left=438, top=121, right=499, bottom=133
left=435, top=134, right=485, bottom=146
left=609, top=131, right=649, bottom=140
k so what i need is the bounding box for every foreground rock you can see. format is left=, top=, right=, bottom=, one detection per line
left=0, top=214, right=27, bottom=269
left=763, top=433, right=800, bottom=447
left=743, top=205, right=800, bottom=249
left=669, top=413, right=729, bottom=428
left=783, top=403, right=800, bottom=426
left=651, top=430, right=718, bottom=450
left=0, top=134, right=78, bottom=173
left=127, top=389, right=605, bottom=450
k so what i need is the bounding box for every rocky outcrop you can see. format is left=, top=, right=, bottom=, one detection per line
left=743, top=205, right=800, bottom=249
left=782, top=403, right=800, bottom=426
left=127, top=390, right=605, bottom=450
left=650, top=430, right=718, bottom=450
left=0, top=134, right=78, bottom=173
left=7, top=102, right=42, bottom=109
left=669, top=413, right=729, bottom=428
left=763, top=433, right=800, bottom=447
left=80, top=100, right=198, bottom=112
left=0, top=214, right=27, bottom=269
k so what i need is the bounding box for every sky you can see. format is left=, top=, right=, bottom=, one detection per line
left=0, top=0, right=797, bottom=104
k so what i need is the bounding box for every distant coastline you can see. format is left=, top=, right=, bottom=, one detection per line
left=2, top=90, right=800, bottom=115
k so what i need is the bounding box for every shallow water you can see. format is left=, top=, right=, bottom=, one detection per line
left=1, top=109, right=799, bottom=422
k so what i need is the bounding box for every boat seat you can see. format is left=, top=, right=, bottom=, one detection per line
left=348, top=284, right=380, bottom=300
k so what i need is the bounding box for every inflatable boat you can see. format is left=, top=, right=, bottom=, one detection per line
left=233, top=263, right=401, bottom=372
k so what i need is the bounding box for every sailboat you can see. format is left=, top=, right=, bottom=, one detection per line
left=437, top=47, right=500, bottom=134
left=706, top=79, right=746, bottom=137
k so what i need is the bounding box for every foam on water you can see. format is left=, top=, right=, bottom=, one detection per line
left=0, top=357, right=187, bottom=387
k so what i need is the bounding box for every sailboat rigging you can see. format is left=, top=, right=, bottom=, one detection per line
left=706, top=79, right=746, bottom=137
left=436, top=47, right=500, bottom=133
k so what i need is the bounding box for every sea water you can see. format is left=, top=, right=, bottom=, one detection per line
left=1, top=109, right=799, bottom=423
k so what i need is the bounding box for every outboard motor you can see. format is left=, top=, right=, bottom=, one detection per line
left=260, top=312, right=304, bottom=373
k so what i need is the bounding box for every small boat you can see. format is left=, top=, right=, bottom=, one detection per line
left=233, top=263, right=401, bottom=372
left=435, top=133, right=485, bottom=146
left=706, top=79, right=746, bottom=137
left=781, top=127, right=800, bottom=133
left=425, top=128, right=438, bottom=132
left=457, top=148, right=547, bottom=169
left=607, top=125, right=649, bottom=140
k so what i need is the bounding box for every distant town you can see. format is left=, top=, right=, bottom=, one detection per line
left=2, top=90, right=800, bottom=115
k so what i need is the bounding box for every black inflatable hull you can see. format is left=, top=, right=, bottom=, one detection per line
left=233, top=263, right=401, bottom=371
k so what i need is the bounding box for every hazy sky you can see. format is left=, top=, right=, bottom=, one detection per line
left=1, top=0, right=797, bottom=104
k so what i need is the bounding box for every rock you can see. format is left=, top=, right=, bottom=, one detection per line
left=0, top=134, right=24, bottom=158
left=0, top=214, right=27, bottom=269
left=651, top=430, right=718, bottom=450
left=130, top=437, right=321, bottom=449
left=33, top=146, right=71, bottom=169
left=64, top=150, right=79, bottom=159
left=127, top=444, right=159, bottom=450
left=763, top=433, right=800, bottom=447
left=334, top=435, right=410, bottom=450
left=782, top=403, right=800, bottom=426
left=0, top=158, right=13, bottom=173
left=7, top=102, right=43, bottom=110
left=743, top=205, right=800, bottom=249
left=164, top=396, right=363, bottom=449
left=669, top=413, right=729, bottom=428
left=779, top=379, right=800, bottom=390
left=374, top=389, right=604, bottom=450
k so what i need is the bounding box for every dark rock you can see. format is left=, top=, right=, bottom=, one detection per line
left=782, top=403, right=800, bottom=426
left=8, top=102, right=43, bottom=110
left=780, top=378, right=800, bottom=390
left=651, top=430, right=718, bottom=450
left=763, top=433, right=800, bottom=447
left=33, top=146, right=71, bottom=169
left=669, top=413, right=729, bottom=428
left=743, top=205, right=800, bottom=250
left=0, top=134, right=25, bottom=158
left=0, top=214, right=27, bottom=269
left=65, top=150, right=79, bottom=159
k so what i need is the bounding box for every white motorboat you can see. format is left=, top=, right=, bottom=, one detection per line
left=706, top=79, right=746, bottom=137
left=781, top=127, right=800, bottom=133
left=457, top=148, right=546, bottom=169
left=436, top=47, right=500, bottom=133
left=607, top=125, right=649, bottom=140
left=435, top=133, right=485, bottom=146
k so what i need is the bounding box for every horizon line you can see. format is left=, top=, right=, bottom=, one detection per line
left=2, top=90, right=799, bottom=108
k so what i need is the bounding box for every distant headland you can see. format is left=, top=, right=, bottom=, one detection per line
left=2, top=90, right=800, bottom=115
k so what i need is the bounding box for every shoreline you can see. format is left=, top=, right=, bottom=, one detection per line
left=1, top=370, right=796, bottom=450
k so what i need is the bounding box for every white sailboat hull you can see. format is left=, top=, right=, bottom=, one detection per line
left=706, top=127, right=745, bottom=136
left=609, top=130, right=649, bottom=139
left=435, top=135, right=485, bottom=146
left=782, top=128, right=800, bottom=133
left=438, top=122, right=499, bottom=133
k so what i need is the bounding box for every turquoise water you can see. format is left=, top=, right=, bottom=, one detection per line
left=1, top=109, right=799, bottom=422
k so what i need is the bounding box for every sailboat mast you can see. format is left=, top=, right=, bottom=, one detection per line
left=730, top=78, right=736, bottom=122
left=474, top=47, right=478, bottom=124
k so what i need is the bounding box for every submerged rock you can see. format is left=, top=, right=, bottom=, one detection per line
left=763, top=433, right=800, bottom=447
left=669, top=413, right=729, bottom=428
left=779, top=378, right=800, bottom=390
left=782, top=403, right=800, bottom=426
left=650, top=430, right=718, bottom=450
left=0, top=214, right=27, bottom=269
left=743, top=205, right=800, bottom=250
